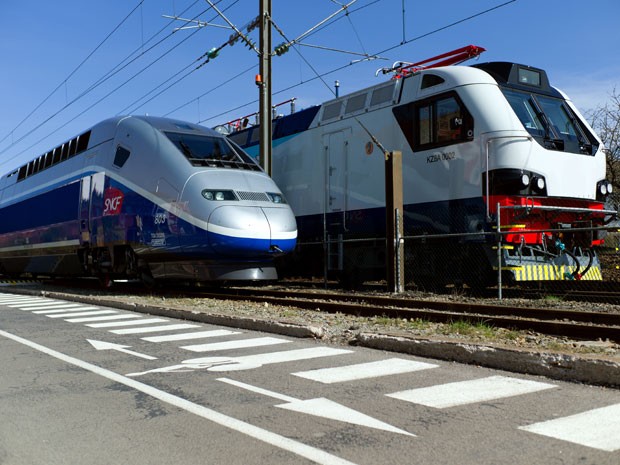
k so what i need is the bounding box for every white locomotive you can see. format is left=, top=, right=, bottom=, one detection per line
left=229, top=50, right=614, bottom=286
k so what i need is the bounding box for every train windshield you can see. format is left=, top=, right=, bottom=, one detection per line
left=502, top=89, right=597, bottom=155
left=165, top=132, right=261, bottom=170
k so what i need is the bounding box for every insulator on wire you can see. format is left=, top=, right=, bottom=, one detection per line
left=274, top=42, right=290, bottom=56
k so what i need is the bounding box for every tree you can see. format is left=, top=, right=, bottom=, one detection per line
left=587, top=88, right=620, bottom=208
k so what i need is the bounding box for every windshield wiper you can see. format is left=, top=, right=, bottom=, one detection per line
left=178, top=141, right=193, bottom=157
left=529, top=97, right=564, bottom=151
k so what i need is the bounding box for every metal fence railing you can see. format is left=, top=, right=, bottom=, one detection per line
left=279, top=199, right=620, bottom=306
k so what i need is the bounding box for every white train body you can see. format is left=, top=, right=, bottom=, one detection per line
left=230, top=62, right=612, bottom=285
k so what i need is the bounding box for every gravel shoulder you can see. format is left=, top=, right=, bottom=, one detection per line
left=4, top=283, right=620, bottom=387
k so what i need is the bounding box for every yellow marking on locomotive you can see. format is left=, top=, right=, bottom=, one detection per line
left=493, top=224, right=527, bottom=230
left=508, top=264, right=602, bottom=281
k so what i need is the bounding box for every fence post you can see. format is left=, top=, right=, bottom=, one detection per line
left=386, top=150, right=404, bottom=293
left=497, top=202, right=502, bottom=300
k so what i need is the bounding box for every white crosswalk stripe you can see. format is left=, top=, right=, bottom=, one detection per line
left=8, top=302, right=82, bottom=309
left=519, top=403, right=620, bottom=452
left=141, top=329, right=242, bottom=343
left=47, top=310, right=118, bottom=318
left=386, top=375, right=557, bottom=408
left=33, top=307, right=100, bottom=314
left=65, top=314, right=143, bottom=323
left=181, top=336, right=291, bottom=353
left=292, top=358, right=439, bottom=384
left=110, top=323, right=200, bottom=335
left=86, top=318, right=169, bottom=328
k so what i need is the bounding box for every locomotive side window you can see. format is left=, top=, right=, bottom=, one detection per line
left=114, top=146, right=131, bottom=168
left=393, top=91, right=474, bottom=152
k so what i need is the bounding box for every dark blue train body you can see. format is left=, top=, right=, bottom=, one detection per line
left=0, top=116, right=297, bottom=282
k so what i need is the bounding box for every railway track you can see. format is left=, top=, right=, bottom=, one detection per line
left=3, top=278, right=620, bottom=343
left=172, top=286, right=620, bottom=343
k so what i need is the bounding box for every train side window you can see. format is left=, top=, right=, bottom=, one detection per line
left=114, top=146, right=131, bottom=168
left=370, top=82, right=395, bottom=106
left=44, top=151, right=53, bottom=168
left=68, top=138, right=77, bottom=157
left=321, top=101, right=343, bottom=121
left=17, top=165, right=27, bottom=181
left=421, top=74, right=445, bottom=89
left=393, top=91, right=474, bottom=152
left=76, top=131, right=91, bottom=154
left=52, top=147, right=62, bottom=165
left=61, top=143, right=69, bottom=161
left=345, top=94, right=367, bottom=114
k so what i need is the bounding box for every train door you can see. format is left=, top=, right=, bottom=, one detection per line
left=323, top=129, right=350, bottom=271
left=79, top=176, right=91, bottom=246
left=323, top=129, right=350, bottom=224
left=88, top=172, right=106, bottom=247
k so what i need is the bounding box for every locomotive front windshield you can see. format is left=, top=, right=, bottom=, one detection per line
left=502, top=89, right=598, bottom=155
left=165, top=132, right=259, bottom=169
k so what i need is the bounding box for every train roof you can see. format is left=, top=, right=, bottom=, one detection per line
left=0, top=116, right=222, bottom=182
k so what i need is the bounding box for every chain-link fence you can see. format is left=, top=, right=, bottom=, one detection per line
left=279, top=197, right=620, bottom=304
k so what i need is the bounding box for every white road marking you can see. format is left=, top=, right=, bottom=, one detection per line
left=110, top=323, right=200, bottom=335
left=181, top=336, right=291, bottom=352
left=87, top=318, right=169, bottom=328
left=8, top=302, right=82, bottom=309
left=33, top=307, right=99, bottom=314
left=293, top=358, right=439, bottom=384
left=218, top=378, right=414, bottom=437
left=0, top=328, right=359, bottom=465
left=66, top=314, right=142, bottom=323
left=87, top=339, right=157, bottom=360
left=126, top=347, right=354, bottom=376
left=519, top=403, right=620, bottom=452
left=219, top=378, right=298, bottom=402
left=387, top=375, right=557, bottom=408
left=141, top=329, right=242, bottom=342
left=46, top=310, right=118, bottom=319
left=2, top=299, right=49, bottom=305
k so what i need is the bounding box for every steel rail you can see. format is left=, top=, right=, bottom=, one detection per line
left=182, top=287, right=620, bottom=342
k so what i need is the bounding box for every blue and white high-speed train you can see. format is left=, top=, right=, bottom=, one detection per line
left=228, top=58, right=615, bottom=287
left=0, top=116, right=297, bottom=283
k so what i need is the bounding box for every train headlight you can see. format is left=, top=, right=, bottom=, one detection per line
left=267, top=192, right=287, bottom=204
left=520, top=173, right=530, bottom=187
left=596, top=180, right=613, bottom=200
left=534, top=176, right=545, bottom=192
left=484, top=169, right=547, bottom=196
left=201, top=190, right=238, bottom=201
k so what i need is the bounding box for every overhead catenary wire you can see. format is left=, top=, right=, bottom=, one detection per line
left=0, top=0, right=145, bottom=149
left=0, top=0, right=229, bottom=166
left=199, top=0, right=517, bottom=127
left=2, top=0, right=518, bottom=167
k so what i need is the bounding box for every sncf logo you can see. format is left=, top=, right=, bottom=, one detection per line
left=104, top=187, right=124, bottom=216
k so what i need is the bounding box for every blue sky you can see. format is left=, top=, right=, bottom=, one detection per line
left=1, top=0, right=619, bottom=173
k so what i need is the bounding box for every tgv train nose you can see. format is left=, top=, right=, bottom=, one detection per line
left=207, top=206, right=297, bottom=256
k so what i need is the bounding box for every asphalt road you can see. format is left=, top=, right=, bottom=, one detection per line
left=1, top=292, right=619, bottom=465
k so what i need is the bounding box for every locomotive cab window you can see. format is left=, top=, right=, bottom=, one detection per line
left=165, top=132, right=259, bottom=169
left=502, top=88, right=598, bottom=155
left=393, top=91, right=474, bottom=152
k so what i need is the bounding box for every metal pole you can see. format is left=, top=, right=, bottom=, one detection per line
left=497, top=202, right=502, bottom=300
left=259, top=0, right=272, bottom=176
left=386, top=151, right=404, bottom=293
